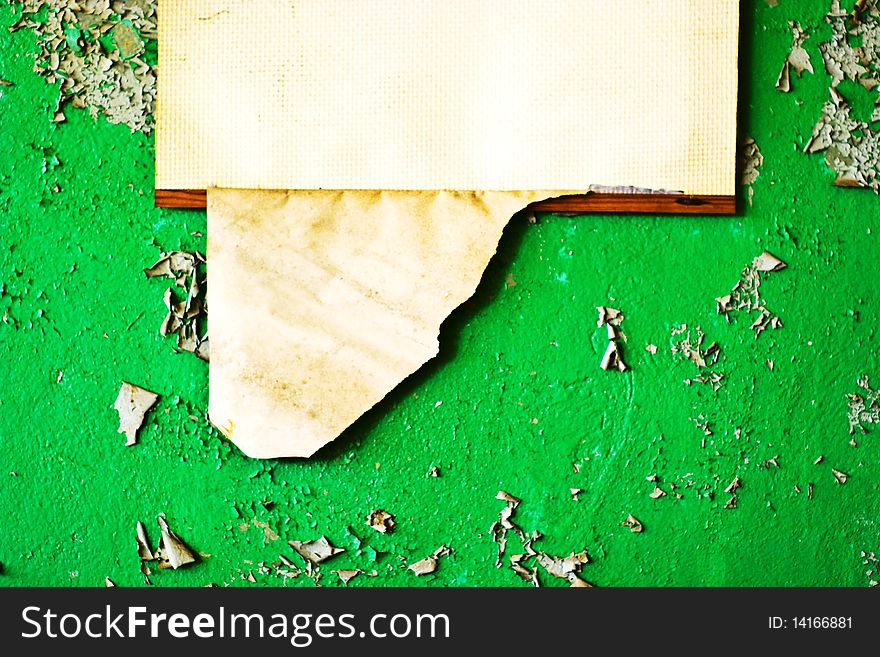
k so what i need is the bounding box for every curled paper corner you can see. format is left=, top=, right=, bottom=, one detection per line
left=206, top=189, right=581, bottom=458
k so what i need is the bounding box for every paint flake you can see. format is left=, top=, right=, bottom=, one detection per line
left=600, top=340, right=628, bottom=372
left=9, top=0, right=157, bottom=133
left=598, top=305, right=628, bottom=371
left=288, top=536, right=345, bottom=565
left=739, top=138, right=764, bottom=205
left=408, top=545, right=452, bottom=576
left=622, top=514, right=644, bottom=533
left=145, top=251, right=209, bottom=361
left=136, top=521, right=155, bottom=561
left=156, top=516, right=197, bottom=569
left=114, top=382, right=159, bottom=446
left=535, top=550, right=592, bottom=588
left=509, top=553, right=540, bottom=587
left=336, top=569, right=361, bottom=585
left=776, top=21, right=814, bottom=93
left=832, top=468, right=849, bottom=484
left=365, top=509, right=395, bottom=534
left=716, top=252, right=786, bottom=337
left=847, top=375, right=880, bottom=434
left=802, top=3, right=880, bottom=191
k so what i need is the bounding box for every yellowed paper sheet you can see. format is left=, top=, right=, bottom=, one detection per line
left=208, top=189, right=574, bottom=458
left=158, top=0, right=739, bottom=194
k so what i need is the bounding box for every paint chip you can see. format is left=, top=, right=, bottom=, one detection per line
left=776, top=21, right=814, bottom=92
left=10, top=0, right=157, bottom=133
left=408, top=545, right=452, bottom=576
left=600, top=340, right=628, bottom=372
left=570, top=488, right=582, bottom=501
left=802, top=2, right=880, bottom=191
left=671, top=325, right=720, bottom=370
left=114, top=382, right=159, bottom=446
left=598, top=306, right=628, bottom=371
left=716, top=252, right=786, bottom=337
left=622, top=514, right=644, bottom=533
left=535, top=550, right=592, bottom=588
left=847, top=375, right=880, bottom=434
left=136, top=521, right=155, bottom=561
left=650, top=486, right=667, bottom=499
left=336, top=569, right=361, bottom=585
left=596, top=307, right=624, bottom=329
left=366, top=509, right=395, bottom=534
left=145, top=251, right=209, bottom=361
left=510, top=553, right=540, bottom=587
left=739, top=138, right=764, bottom=205
left=156, top=516, right=197, bottom=569
left=832, top=468, right=849, bottom=484
left=288, top=536, right=345, bottom=564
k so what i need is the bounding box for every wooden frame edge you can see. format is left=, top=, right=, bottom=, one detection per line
left=155, top=189, right=736, bottom=215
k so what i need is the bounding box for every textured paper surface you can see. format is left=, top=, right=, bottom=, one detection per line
left=208, top=189, right=572, bottom=458
left=158, top=0, right=739, bottom=194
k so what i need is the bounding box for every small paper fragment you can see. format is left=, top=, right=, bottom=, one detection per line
left=289, top=536, right=345, bottom=564
left=114, top=382, right=159, bottom=446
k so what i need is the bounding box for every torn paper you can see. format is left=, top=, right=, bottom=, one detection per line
left=207, top=189, right=579, bottom=458
left=157, top=0, right=739, bottom=194
left=114, top=382, right=159, bottom=446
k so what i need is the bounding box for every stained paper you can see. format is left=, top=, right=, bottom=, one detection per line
left=207, top=189, right=573, bottom=458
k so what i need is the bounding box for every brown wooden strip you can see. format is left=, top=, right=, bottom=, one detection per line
left=155, top=189, right=735, bottom=215
left=155, top=189, right=207, bottom=208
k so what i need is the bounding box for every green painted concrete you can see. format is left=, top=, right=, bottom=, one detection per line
left=1, top=1, right=879, bottom=587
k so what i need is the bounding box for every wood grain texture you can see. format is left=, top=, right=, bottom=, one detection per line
left=156, top=190, right=736, bottom=215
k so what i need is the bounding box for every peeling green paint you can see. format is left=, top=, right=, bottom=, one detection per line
left=2, top=1, right=880, bottom=587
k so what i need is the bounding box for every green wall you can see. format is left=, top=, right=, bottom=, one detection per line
left=2, top=0, right=879, bottom=587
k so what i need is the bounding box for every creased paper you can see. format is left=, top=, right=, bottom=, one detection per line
left=207, top=189, right=574, bottom=458
left=158, top=0, right=739, bottom=194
